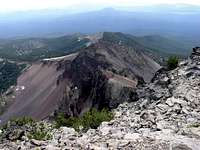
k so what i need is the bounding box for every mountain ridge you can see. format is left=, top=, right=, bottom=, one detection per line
left=0, top=32, right=190, bottom=62
left=0, top=33, right=161, bottom=124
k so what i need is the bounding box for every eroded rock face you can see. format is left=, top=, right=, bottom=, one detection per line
left=58, top=52, right=110, bottom=116
left=57, top=39, right=158, bottom=116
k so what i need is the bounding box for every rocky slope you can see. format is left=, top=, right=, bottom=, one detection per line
left=1, top=48, right=200, bottom=149
left=0, top=62, right=65, bottom=124
left=0, top=32, right=160, bottom=124
left=58, top=39, right=161, bottom=116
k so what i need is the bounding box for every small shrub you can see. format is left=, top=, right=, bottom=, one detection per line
left=2, top=117, right=53, bottom=141
left=82, top=108, right=113, bottom=129
left=167, top=56, right=179, bottom=70
left=28, top=130, right=52, bottom=140
left=55, top=108, right=113, bottom=131
left=27, top=122, right=53, bottom=140
left=55, top=113, right=82, bottom=131
left=10, top=117, right=35, bottom=126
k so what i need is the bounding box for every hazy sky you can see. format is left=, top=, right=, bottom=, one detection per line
left=0, top=0, right=200, bottom=12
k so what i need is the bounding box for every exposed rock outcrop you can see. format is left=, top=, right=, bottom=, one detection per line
left=57, top=38, right=160, bottom=116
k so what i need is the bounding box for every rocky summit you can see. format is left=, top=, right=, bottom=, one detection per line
left=1, top=47, right=200, bottom=149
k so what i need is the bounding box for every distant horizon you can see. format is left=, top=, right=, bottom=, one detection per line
left=0, top=1, right=199, bottom=42
left=0, top=1, right=200, bottom=14
left=0, top=3, right=200, bottom=15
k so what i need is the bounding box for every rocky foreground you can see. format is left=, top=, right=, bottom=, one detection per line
left=1, top=48, right=200, bottom=150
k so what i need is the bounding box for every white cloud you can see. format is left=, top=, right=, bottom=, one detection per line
left=0, top=0, right=200, bottom=12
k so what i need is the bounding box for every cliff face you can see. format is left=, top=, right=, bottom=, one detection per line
left=57, top=38, right=161, bottom=117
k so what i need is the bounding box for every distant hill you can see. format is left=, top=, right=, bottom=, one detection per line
left=0, top=32, right=191, bottom=61
left=0, top=35, right=89, bottom=61
left=134, top=35, right=191, bottom=56
left=102, top=32, right=191, bottom=57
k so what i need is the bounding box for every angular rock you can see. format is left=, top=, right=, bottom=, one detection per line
left=30, top=139, right=47, bottom=146
left=7, top=129, right=24, bottom=141
left=172, top=144, right=193, bottom=150
left=123, top=133, right=140, bottom=141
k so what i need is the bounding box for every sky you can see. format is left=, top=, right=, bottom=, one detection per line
left=0, top=0, right=200, bottom=13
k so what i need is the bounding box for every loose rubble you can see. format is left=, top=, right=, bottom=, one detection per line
left=1, top=47, right=200, bottom=149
